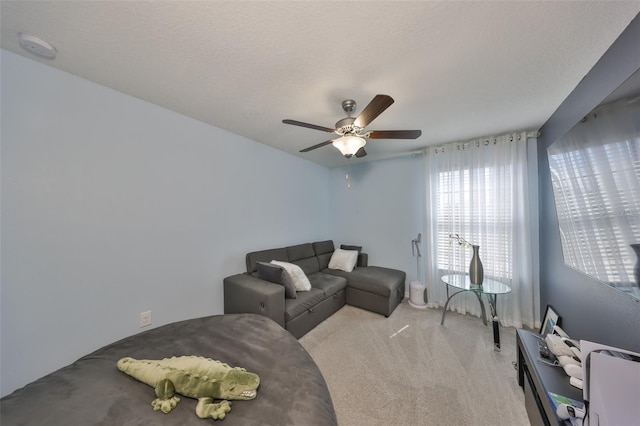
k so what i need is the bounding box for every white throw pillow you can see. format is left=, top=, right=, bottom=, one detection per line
left=328, top=248, right=359, bottom=272
left=270, top=260, right=312, bottom=291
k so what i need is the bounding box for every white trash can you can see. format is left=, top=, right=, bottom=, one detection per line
left=408, top=280, right=427, bottom=309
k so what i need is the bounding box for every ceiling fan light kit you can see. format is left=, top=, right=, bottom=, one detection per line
left=333, top=135, right=366, bottom=158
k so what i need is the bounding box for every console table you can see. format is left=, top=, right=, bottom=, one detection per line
left=516, top=329, right=583, bottom=425
left=440, top=274, right=511, bottom=350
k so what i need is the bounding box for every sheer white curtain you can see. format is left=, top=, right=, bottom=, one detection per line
left=423, top=131, right=536, bottom=328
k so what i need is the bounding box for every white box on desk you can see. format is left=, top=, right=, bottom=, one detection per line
left=581, top=340, right=640, bottom=426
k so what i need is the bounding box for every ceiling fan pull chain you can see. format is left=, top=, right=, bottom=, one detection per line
left=346, top=159, right=351, bottom=189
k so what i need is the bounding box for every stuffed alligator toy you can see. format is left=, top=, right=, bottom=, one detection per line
left=117, top=356, right=260, bottom=421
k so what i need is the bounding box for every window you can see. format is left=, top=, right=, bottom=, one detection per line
left=436, top=164, right=514, bottom=280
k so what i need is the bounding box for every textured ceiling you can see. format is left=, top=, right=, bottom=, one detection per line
left=2, top=1, right=639, bottom=168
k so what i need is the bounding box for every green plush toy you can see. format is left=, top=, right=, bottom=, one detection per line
left=117, top=356, right=260, bottom=421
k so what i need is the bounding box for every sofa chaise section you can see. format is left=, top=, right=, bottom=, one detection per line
left=312, top=240, right=405, bottom=317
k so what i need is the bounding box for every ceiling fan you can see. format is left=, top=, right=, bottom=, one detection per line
left=283, top=94, right=422, bottom=158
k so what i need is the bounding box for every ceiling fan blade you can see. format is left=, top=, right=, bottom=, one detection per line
left=283, top=119, right=335, bottom=133
left=355, top=147, right=367, bottom=158
left=368, top=130, right=422, bottom=139
left=300, top=139, right=334, bottom=153
left=353, top=94, right=394, bottom=128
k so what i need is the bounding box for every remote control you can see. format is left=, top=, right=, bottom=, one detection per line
left=556, top=403, right=585, bottom=420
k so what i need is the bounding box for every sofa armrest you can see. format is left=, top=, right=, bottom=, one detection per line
left=358, top=253, right=368, bottom=267
left=223, top=273, right=286, bottom=327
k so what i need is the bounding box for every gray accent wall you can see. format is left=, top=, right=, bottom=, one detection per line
left=537, top=14, right=640, bottom=352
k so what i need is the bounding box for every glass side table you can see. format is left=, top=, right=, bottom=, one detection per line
left=440, top=274, right=512, bottom=350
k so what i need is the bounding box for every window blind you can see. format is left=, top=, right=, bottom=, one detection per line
left=436, top=165, right=514, bottom=280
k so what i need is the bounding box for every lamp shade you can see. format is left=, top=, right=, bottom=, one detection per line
left=332, top=135, right=366, bottom=157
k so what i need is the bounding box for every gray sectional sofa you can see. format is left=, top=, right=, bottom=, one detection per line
left=223, top=240, right=406, bottom=338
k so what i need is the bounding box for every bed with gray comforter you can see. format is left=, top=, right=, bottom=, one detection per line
left=0, top=313, right=336, bottom=425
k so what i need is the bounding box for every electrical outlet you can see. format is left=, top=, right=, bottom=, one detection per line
left=139, top=311, right=152, bottom=328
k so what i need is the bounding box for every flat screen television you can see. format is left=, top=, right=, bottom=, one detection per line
left=547, top=69, right=640, bottom=300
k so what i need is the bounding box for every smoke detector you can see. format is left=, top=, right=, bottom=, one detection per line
left=18, top=32, right=56, bottom=59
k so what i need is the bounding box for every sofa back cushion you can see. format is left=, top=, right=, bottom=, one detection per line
left=246, top=247, right=289, bottom=274
left=286, top=243, right=319, bottom=276
left=313, top=240, right=335, bottom=270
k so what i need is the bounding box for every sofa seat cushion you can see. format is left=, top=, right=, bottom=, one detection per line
left=284, top=288, right=326, bottom=322
left=308, top=272, right=347, bottom=297
left=324, top=266, right=405, bottom=298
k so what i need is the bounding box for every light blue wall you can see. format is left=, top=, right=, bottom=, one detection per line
left=329, top=156, right=424, bottom=285
left=0, top=50, right=330, bottom=396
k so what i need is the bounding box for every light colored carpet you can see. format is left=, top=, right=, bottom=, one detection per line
left=299, top=301, right=530, bottom=426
